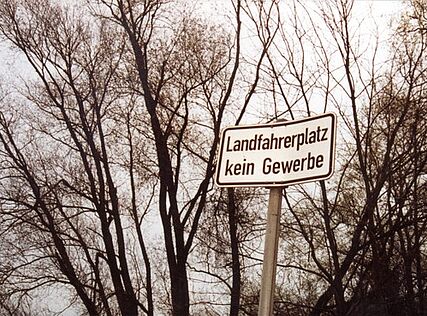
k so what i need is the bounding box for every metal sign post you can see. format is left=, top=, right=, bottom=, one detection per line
left=258, top=187, right=283, bottom=316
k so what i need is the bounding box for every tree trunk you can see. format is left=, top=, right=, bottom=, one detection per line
left=171, top=261, right=190, bottom=316
left=228, top=188, right=241, bottom=316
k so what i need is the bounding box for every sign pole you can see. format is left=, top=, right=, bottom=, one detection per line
left=258, top=186, right=283, bottom=316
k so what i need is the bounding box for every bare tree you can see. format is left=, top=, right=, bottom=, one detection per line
left=0, top=0, right=264, bottom=315
left=244, top=0, right=427, bottom=315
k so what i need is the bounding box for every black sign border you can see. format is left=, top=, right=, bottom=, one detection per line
left=215, top=113, right=336, bottom=187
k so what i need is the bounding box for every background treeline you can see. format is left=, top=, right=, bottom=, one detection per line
left=0, top=0, right=426, bottom=315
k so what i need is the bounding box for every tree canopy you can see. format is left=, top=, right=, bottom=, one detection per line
left=0, top=0, right=426, bottom=315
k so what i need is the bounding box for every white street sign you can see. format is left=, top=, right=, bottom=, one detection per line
left=215, top=113, right=336, bottom=187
